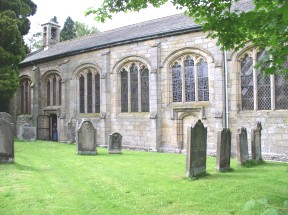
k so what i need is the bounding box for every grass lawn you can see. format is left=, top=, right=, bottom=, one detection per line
left=0, top=140, right=287, bottom=215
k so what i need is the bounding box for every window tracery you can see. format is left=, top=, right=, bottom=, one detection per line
left=20, top=78, right=31, bottom=114
left=45, top=73, right=62, bottom=107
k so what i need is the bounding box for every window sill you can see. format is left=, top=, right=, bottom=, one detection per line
left=77, top=113, right=101, bottom=118
left=168, top=101, right=210, bottom=108
left=116, top=112, right=150, bottom=118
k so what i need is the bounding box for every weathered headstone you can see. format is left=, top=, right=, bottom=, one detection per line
left=76, top=121, right=97, bottom=155
left=251, top=122, right=262, bottom=161
left=18, top=123, right=36, bottom=141
left=236, top=127, right=249, bottom=165
left=16, top=115, right=32, bottom=137
left=67, top=118, right=77, bottom=143
left=216, top=128, right=231, bottom=171
left=108, top=132, right=122, bottom=154
left=186, top=119, right=207, bottom=177
left=0, top=112, right=14, bottom=163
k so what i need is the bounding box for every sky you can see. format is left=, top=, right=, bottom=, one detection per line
left=26, top=0, right=182, bottom=42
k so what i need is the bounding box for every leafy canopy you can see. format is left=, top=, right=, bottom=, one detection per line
left=86, top=0, right=288, bottom=74
left=75, top=21, right=99, bottom=37
left=60, top=16, right=77, bottom=41
left=0, top=0, right=37, bottom=104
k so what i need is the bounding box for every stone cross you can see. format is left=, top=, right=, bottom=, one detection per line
left=236, top=127, right=249, bottom=165
left=0, top=112, right=14, bottom=163
left=216, top=128, right=231, bottom=171
left=108, top=132, right=122, bottom=154
left=76, top=121, right=97, bottom=155
left=186, top=119, right=207, bottom=177
left=251, top=122, right=262, bottom=161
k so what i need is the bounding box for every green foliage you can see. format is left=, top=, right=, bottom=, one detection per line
left=0, top=141, right=288, bottom=214
left=60, top=16, right=76, bottom=41
left=75, top=21, right=99, bottom=37
left=0, top=0, right=37, bottom=103
left=86, top=0, right=288, bottom=75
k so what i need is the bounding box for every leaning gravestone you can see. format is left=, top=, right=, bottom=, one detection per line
left=236, top=127, right=249, bottom=165
left=76, top=121, right=97, bottom=155
left=0, top=112, right=14, bottom=163
left=216, top=128, right=231, bottom=171
left=108, top=132, right=122, bottom=154
left=251, top=122, right=262, bottom=162
left=18, top=123, right=36, bottom=141
left=186, top=119, right=207, bottom=177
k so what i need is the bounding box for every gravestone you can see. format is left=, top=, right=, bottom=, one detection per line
left=16, top=115, right=32, bottom=137
left=251, top=122, right=262, bottom=161
left=67, top=118, right=77, bottom=143
left=108, top=132, right=122, bottom=154
left=18, top=123, right=36, bottom=141
left=76, top=121, right=97, bottom=155
left=236, top=127, right=249, bottom=165
left=216, top=128, right=231, bottom=171
left=0, top=112, right=14, bottom=163
left=186, top=120, right=207, bottom=177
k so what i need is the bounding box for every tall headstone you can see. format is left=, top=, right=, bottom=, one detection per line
left=108, top=132, right=122, bottom=154
left=0, top=112, right=14, bottom=163
left=216, top=128, right=231, bottom=171
left=76, top=121, right=97, bottom=155
left=251, top=122, right=262, bottom=161
left=236, top=127, right=249, bottom=165
left=186, top=120, right=207, bottom=177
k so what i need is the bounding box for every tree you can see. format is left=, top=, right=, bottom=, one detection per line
left=86, top=0, right=288, bottom=75
left=75, top=21, right=99, bottom=37
left=0, top=0, right=37, bottom=110
left=60, top=16, right=76, bottom=41
left=27, top=32, right=42, bottom=52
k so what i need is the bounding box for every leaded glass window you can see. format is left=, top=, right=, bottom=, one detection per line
left=257, top=51, right=271, bottom=110
left=130, top=64, right=138, bottom=112
left=59, top=79, right=62, bottom=106
left=121, top=69, right=128, bottom=112
left=141, top=67, right=149, bottom=112
left=172, top=63, right=182, bottom=102
left=95, top=73, right=100, bottom=113
left=79, top=75, right=85, bottom=113
left=20, top=78, right=31, bottom=114
left=241, top=54, right=254, bottom=110
left=184, top=57, right=195, bottom=102
left=47, top=80, right=50, bottom=106
left=198, top=59, right=209, bottom=101
left=87, top=71, right=93, bottom=113
left=53, top=77, right=57, bottom=105
left=275, top=59, right=288, bottom=110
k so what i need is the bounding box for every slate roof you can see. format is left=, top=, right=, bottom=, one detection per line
left=20, top=0, right=254, bottom=67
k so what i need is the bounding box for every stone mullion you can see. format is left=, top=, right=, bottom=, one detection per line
left=55, top=77, right=59, bottom=106
left=253, top=57, right=258, bottom=111
left=271, top=74, right=275, bottom=111
left=138, top=67, right=142, bottom=112
left=181, top=62, right=185, bottom=102
left=92, top=74, right=95, bottom=113
left=84, top=74, right=88, bottom=113
left=49, top=77, right=53, bottom=107
left=28, top=81, right=31, bottom=114
left=195, top=63, right=199, bottom=102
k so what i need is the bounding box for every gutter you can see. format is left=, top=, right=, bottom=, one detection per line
left=19, top=26, right=202, bottom=68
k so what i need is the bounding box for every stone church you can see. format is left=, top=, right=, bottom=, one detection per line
left=10, top=0, right=288, bottom=159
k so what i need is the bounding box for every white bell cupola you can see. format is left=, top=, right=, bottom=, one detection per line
left=41, top=21, right=60, bottom=49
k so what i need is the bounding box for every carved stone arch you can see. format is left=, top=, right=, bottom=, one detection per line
left=72, top=63, right=101, bottom=79
left=195, top=56, right=207, bottom=64
left=170, top=60, right=182, bottom=68
left=162, top=47, right=214, bottom=69
left=41, top=69, right=62, bottom=82
left=112, top=55, right=151, bottom=74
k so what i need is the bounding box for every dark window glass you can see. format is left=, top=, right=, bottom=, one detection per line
left=87, top=71, right=93, bottom=113
left=275, top=58, right=288, bottom=110
left=198, top=59, right=209, bottom=101
left=184, top=57, right=195, bottom=101
left=47, top=80, right=50, bottom=106
left=121, top=70, right=128, bottom=112
left=172, top=63, right=182, bottom=102
left=59, top=79, right=62, bottom=106
left=141, top=67, right=149, bottom=112
left=241, top=54, right=254, bottom=110
left=95, top=73, right=100, bottom=113
left=21, top=83, right=25, bottom=114
left=130, top=64, right=138, bottom=112
left=53, top=77, right=56, bottom=105
left=79, top=76, right=85, bottom=113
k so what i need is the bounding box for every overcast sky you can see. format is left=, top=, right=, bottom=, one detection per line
left=26, top=0, right=181, bottom=41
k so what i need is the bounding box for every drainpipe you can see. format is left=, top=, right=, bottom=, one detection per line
left=224, top=50, right=229, bottom=129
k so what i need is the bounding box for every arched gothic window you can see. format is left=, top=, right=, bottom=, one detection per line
left=77, top=68, right=101, bottom=114
left=45, top=73, right=62, bottom=107
left=239, top=48, right=288, bottom=111
left=171, top=55, right=209, bottom=102
left=120, top=62, right=149, bottom=112
left=20, top=78, right=31, bottom=114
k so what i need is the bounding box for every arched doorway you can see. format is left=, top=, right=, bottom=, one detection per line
left=50, top=114, right=58, bottom=141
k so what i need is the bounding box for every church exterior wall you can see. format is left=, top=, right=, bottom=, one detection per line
left=13, top=30, right=288, bottom=160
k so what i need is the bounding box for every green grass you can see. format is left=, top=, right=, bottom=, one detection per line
left=0, top=141, right=287, bottom=215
